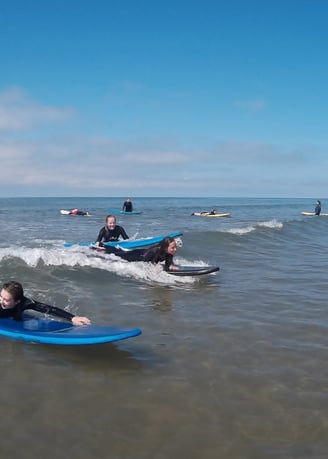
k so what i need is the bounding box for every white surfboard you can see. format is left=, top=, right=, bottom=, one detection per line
left=301, top=211, right=328, bottom=216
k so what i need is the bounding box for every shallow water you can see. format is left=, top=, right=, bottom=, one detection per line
left=0, top=197, right=327, bottom=458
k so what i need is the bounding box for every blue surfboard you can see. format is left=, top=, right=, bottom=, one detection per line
left=107, top=209, right=142, bottom=215
left=0, top=318, right=142, bottom=345
left=64, top=231, right=183, bottom=249
left=103, top=231, right=183, bottom=249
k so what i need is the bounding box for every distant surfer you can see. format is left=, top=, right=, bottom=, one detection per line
left=69, top=208, right=90, bottom=216
left=0, top=281, right=91, bottom=325
left=315, top=200, right=321, bottom=216
left=192, top=208, right=218, bottom=216
left=122, top=198, right=133, bottom=212
left=95, top=214, right=129, bottom=246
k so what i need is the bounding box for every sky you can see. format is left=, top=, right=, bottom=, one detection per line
left=0, top=0, right=327, bottom=198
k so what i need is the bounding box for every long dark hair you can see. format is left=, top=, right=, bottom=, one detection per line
left=2, top=281, right=24, bottom=302
left=153, top=237, right=176, bottom=260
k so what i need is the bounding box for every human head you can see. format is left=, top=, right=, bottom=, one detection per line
left=159, top=237, right=178, bottom=255
left=317, top=200, right=321, bottom=205
left=105, top=214, right=116, bottom=229
left=0, top=281, right=24, bottom=309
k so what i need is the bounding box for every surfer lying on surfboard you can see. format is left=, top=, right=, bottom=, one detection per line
left=99, top=238, right=220, bottom=276
left=69, top=208, right=90, bottom=216
left=192, top=208, right=218, bottom=216
left=0, top=281, right=91, bottom=325
left=103, top=237, right=179, bottom=271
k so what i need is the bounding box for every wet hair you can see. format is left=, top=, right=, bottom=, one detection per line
left=105, top=214, right=116, bottom=223
left=157, top=237, right=176, bottom=257
left=147, top=237, right=177, bottom=265
left=2, top=281, right=24, bottom=302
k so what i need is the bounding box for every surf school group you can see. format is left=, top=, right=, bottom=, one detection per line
left=0, top=197, right=216, bottom=345
left=0, top=197, right=323, bottom=345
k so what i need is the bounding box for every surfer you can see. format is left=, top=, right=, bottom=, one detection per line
left=105, top=237, right=179, bottom=271
left=315, top=200, right=321, bottom=216
left=0, top=281, right=91, bottom=325
left=192, top=209, right=218, bottom=216
left=69, top=209, right=90, bottom=216
left=122, top=198, right=133, bottom=212
left=95, top=214, right=129, bottom=246
left=143, top=237, right=179, bottom=270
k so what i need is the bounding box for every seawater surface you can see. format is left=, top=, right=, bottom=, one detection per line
left=0, top=197, right=327, bottom=459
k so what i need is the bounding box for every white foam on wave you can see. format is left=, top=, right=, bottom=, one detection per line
left=257, top=219, right=283, bottom=229
left=224, top=219, right=283, bottom=235
left=0, top=246, right=197, bottom=285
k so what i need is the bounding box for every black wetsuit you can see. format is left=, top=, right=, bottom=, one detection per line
left=96, top=225, right=129, bottom=243
left=122, top=201, right=133, bottom=212
left=105, top=246, right=174, bottom=270
left=0, top=296, right=75, bottom=322
left=69, top=209, right=88, bottom=216
left=315, top=204, right=321, bottom=216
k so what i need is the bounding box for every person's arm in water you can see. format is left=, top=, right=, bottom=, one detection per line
left=17, top=297, right=91, bottom=325
left=164, top=253, right=179, bottom=271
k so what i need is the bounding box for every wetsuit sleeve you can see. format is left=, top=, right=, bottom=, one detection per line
left=33, top=302, right=75, bottom=321
left=96, top=227, right=106, bottom=243
left=118, top=226, right=129, bottom=240
left=142, top=249, right=173, bottom=270
left=164, top=254, right=174, bottom=271
left=142, top=248, right=166, bottom=264
left=16, top=297, right=75, bottom=322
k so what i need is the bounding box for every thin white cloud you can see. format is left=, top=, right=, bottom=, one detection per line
left=234, top=98, right=265, bottom=112
left=0, top=87, right=73, bottom=131
left=208, top=141, right=310, bottom=165
left=0, top=134, right=320, bottom=192
left=0, top=87, right=326, bottom=197
left=88, top=136, right=190, bottom=165
left=123, top=151, right=188, bottom=165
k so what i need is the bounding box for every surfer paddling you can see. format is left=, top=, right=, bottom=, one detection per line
left=0, top=281, right=90, bottom=325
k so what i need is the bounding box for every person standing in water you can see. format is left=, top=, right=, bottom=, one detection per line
left=315, top=200, right=321, bottom=216
left=122, top=198, right=133, bottom=212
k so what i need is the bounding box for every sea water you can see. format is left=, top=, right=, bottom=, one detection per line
left=0, top=196, right=327, bottom=459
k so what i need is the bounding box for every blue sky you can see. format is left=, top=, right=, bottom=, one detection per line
left=0, top=0, right=327, bottom=197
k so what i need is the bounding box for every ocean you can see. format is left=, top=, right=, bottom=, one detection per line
left=0, top=196, right=327, bottom=459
